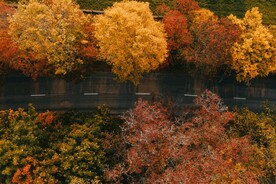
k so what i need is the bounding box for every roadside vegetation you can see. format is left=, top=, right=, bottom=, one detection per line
left=0, top=0, right=275, bottom=84
left=0, top=91, right=275, bottom=183
left=0, top=0, right=275, bottom=183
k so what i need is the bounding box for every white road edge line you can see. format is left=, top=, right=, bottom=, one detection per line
left=184, top=94, right=197, bottom=97
left=84, top=93, right=98, bottom=96
left=30, top=94, right=46, bottom=97
left=233, top=97, right=247, bottom=100
left=136, top=93, right=151, bottom=96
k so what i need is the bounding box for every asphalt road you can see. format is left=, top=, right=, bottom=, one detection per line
left=0, top=72, right=275, bottom=113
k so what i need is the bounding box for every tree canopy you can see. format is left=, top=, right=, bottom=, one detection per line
left=160, top=0, right=241, bottom=76
left=94, top=0, right=168, bottom=84
left=232, top=106, right=276, bottom=182
left=0, top=0, right=274, bottom=83
left=105, top=90, right=264, bottom=183
left=228, top=7, right=276, bottom=83
left=185, top=8, right=240, bottom=65
left=0, top=2, right=19, bottom=76
left=9, top=0, right=91, bottom=78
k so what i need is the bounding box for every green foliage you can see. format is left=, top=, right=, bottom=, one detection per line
left=231, top=105, right=276, bottom=182
left=0, top=105, right=116, bottom=183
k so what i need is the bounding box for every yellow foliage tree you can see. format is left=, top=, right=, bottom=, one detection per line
left=190, top=8, right=218, bottom=30
left=93, top=1, right=167, bottom=84
left=228, top=7, right=276, bottom=83
left=9, top=0, right=89, bottom=75
left=233, top=106, right=276, bottom=182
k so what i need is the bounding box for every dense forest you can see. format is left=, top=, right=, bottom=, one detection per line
left=0, top=0, right=275, bottom=183
left=1, top=91, right=275, bottom=183
left=1, top=0, right=275, bottom=84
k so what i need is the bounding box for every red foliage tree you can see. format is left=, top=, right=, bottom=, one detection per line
left=162, top=10, right=192, bottom=51
left=160, top=1, right=241, bottom=75
left=78, top=20, right=98, bottom=60
left=105, top=91, right=264, bottom=183
left=160, top=0, right=199, bottom=52
left=172, top=0, right=200, bottom=15
left=0, top=2, right=19, bottom=75
left=183, top=14, right=241, bottom=70
left=159, top=0, right=199, bottom=67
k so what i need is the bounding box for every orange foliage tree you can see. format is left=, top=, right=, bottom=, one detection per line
left=105, top=90, right=264, bottom=183
left=94, top=1, right=168, bottom=85
left=0, top=2, right=20, bottom=76
left=228, top=7, right=276, bottom=83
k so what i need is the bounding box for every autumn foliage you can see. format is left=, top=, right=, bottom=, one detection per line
left=162, top=10, right=192, bottom=51
left=94, top=1, right=168, bottom=85
left=185, top=9, right=241, bottom=67
left=228, top=7, right=276, bottom=83
left=160, top=0, right=198, bottom=52
left=0, top=2, right=20, bottom=75
left=160, top=0, right=241, bottom=75
left=0, top=105, right=114, bottom=183
left=78, top=19, right=98, bottom=60
left=0, top=0, right=275, bottom=182
left=104, top=90, right=264, bottom=183
left=232, top=106, right=276, bottom=182
left=0, top=92, right=273, bottom=182
left=171, top=0, right=200, bottom=15
left=159, top=1, right=275, bottom=80
left=9, top=0, right=95, bottom=78
left=0, top=0, right=274, bottom=83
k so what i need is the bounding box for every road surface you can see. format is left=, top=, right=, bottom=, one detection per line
left=0, top=72, right=275, bottom=113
